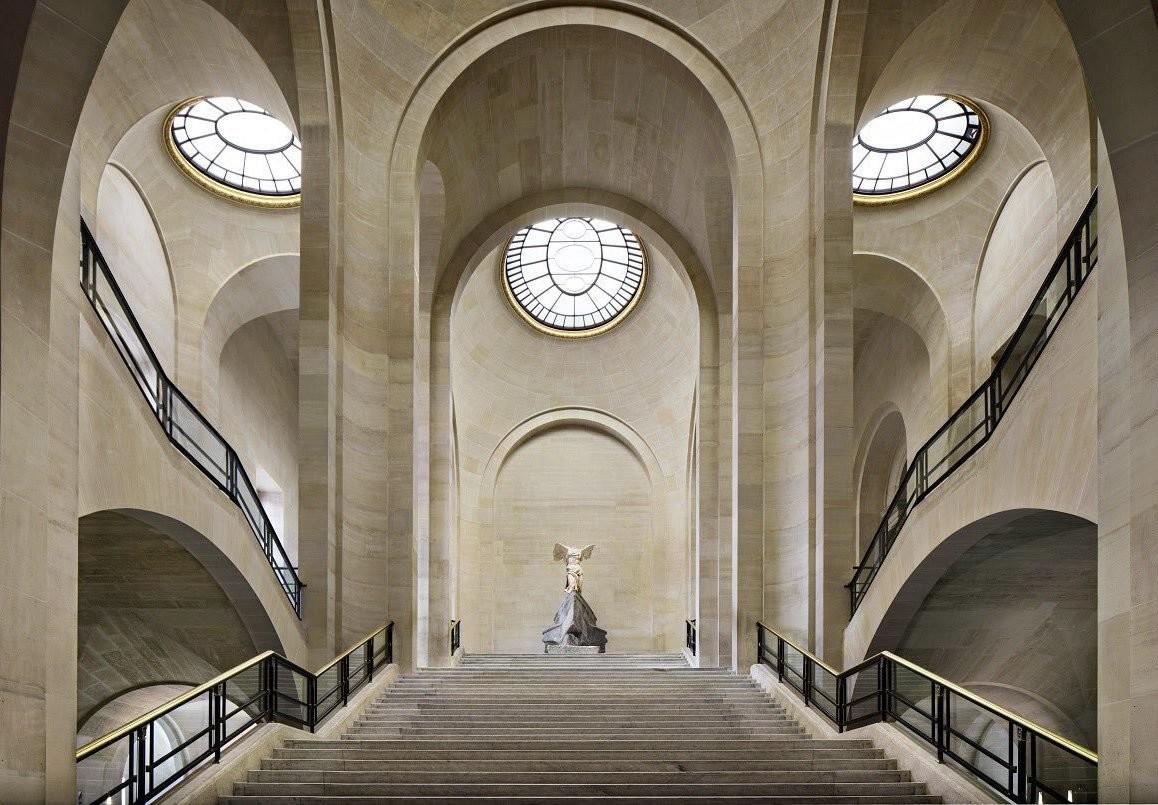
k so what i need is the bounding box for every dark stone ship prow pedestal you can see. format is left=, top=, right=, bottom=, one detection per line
left=541, top=590, right=608, bottom=654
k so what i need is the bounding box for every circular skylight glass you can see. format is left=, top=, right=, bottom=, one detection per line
left=167, top=97, right=301, bottom=207
left=852, top=95, right=986, bottom=203
left=503, top=218, right=646, bottom=336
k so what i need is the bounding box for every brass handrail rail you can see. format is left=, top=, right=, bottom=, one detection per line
left=77, top=620, right=393, bottom=762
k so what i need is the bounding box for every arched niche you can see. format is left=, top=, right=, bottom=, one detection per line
left=415, top=191, right=723, bottom=667
left=468, top=409, right=676, bottom=654
left=855, top=407, right=908, bottom=556
left=200, top=253, right=299, bottom=417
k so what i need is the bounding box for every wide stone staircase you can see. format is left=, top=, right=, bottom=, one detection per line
left=222, top=653, right=939, bottom=802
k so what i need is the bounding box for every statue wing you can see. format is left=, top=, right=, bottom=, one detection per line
left=553, top=543, right=568, bottom=561
left=579, top=544, right=595, bottom=560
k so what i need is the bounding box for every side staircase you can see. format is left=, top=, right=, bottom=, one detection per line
left=222, top=653, right=937, bottom=803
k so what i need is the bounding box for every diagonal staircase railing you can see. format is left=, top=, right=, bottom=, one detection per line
left=75, top=621, right=394, bottom=805
left=80, top=220, right=304, bottom=616
left=757, top=623, right=1097, bottom=803
left=847, top=190, right=1098, bottom=613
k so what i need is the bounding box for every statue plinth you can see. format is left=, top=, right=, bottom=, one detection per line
left=545, top=644, right=602, bottom=655
left=541, top=589, right=607, bottom=653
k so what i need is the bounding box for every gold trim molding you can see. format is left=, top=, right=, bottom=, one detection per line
left=853, top=95, right=989, bottom=207
left=163, top=97, right=301, bottom=210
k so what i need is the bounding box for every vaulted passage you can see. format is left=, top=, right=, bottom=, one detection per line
left=3, top=0, right=1155, bottom=803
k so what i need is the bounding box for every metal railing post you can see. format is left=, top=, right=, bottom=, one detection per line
left=366, top=637, right=375, bottom=681
left=777, top=636, right=785, bottom=682
left=134, top=726, right=147, bottom=804
left=1015, top=725, right=1028, bottom=803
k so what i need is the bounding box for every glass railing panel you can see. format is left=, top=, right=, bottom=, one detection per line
left=88, top=266, right=163, bottom=415
left=148, top=691, right=213, bottom=796
left=222, top=664, right=265, bottom=740
left=843, top=667, right=879, bottom=724
left=167, top=390, right=231, bottom=490
left=781, top=643, right=806, bottom=695
left=889, top=663, right=935, bottom=742
left=234, top=467, right=269, bottom=548
left=1034, top=734, right=1097, bottom=804
left=945, top=692, right=1013, bottom=792
left=922, top=388, right=988, bottom=493
left=314, top=663, right=342, bottom=724
left=76, top=734, right=136, bottom=805
left=810, top=664, right=839, bottom=721
left=272, top=662, right=310, bottom=727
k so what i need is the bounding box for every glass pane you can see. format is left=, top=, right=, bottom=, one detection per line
left=779, top=643, right=808, bottom=698
left=811, top=664, right=839, bottom=721
left=149, top=694, right=212, bottom=794
left=946, top=693, right=1011, bottom=791
left=314, top=664, right=341, bottom=723
left=223, top=664, right=264, bottom=741
left=77, top=735, right=136, bottom=805
left=891, top=664, right=935, bottom=742
left=93, top=269, right=161, bottom=414
left=1034, top=736, right=1097, bottom=804
left=274, top=664, right=310, bottom=726
left=168, top=393, right=230, bottom=487
left=235, top=470, right=267, bottom=546
left=924, top=390, right=987, bottom=490
left=844, top=668, right=879, bottom=724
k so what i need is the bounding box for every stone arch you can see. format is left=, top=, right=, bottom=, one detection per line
left=971, top=159, right=1060, bottom=379
left=417, top=190, right=722, bottom=666
left=854, top=406, right=908, bottom=557
left=77, top=507, right=284, bottom=659
left=469, top=408, right=673, bottom=653
left=200, top=252, right=299, bottom=416
left=880, top=509, right=1097, bottom=758
left=853, top=251, right=951, bottom=430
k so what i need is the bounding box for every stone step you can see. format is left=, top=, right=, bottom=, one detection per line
left=223, top=797, right=940, bottom=804
left=289, top=739, right=877, bottom=751
left=231, top=781, right=929, bottom=797
left=246, top=770, right=914, bottom=785
left=261, top=758, right=900, bottom=772
left=342, top=731, right=811, bottom=740
left=272, top=748, right=891, bottom=762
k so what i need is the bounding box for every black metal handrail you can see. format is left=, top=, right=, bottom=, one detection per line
left=450, top=619, right=461, bottom=656
left=848, top=191, right=1098, bottom=613
left=686, top=619, right=697, bottom=656
left=757, top=623, right=1097, bottom=803
left=80, top=220, right=304, bottom=616
left=76, top=621, right=393, bottom=805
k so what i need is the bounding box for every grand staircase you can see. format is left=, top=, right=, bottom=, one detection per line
left=221, top=653, right=938, bottom=802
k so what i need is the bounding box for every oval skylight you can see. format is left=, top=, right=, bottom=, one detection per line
left=852, top=95, right=986, bottom=203
left=166, top=97, right=301, bottom=207
left=503, top=218, right=646, bottom=336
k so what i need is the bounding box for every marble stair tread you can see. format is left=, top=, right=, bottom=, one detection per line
left=246, top=770, right=914, bottom=784
left=229, top=782, right=930, bottom=797
left=223, top=797, right=940, bottom=804
left=262, top=758, right=900, bottom=771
